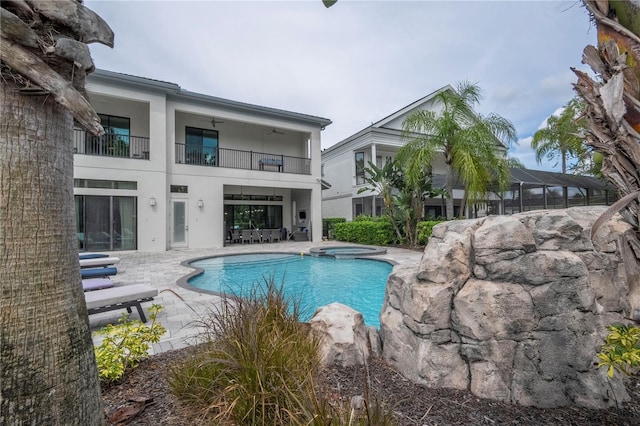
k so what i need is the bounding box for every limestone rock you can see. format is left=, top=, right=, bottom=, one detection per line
left=309, top=302, right=370, bottom=367
left=380, top=207, right=632, bottom=409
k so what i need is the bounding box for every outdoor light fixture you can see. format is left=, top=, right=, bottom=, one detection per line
left=197, top=199, right=204, bottom=208
left=149, top=196, right=156, bottom=206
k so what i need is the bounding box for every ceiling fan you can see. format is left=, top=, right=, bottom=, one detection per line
left=266, top=128, right=285, bottom=135
left=210, top=117, right=225, bottom=128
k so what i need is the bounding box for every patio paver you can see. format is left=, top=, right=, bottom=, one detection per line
left=88, top=241, right=423, bottom=354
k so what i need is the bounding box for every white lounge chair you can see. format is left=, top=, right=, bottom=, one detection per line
left=82, top=278, right=114, bottom=291
left=79, top=256, right=120, bottom=268
left=84, top=284, right=158, bottom=322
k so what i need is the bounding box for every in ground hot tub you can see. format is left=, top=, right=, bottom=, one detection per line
left=309, top=246, right=387, bottom=258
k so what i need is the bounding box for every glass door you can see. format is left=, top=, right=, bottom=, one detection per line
left=75, top=195, right=138, bottom=251
left=172, top=200, right=188, bottom=247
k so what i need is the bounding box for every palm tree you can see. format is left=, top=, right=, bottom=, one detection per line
left=1, top=1, right=113, bottom=424
left=574, top=0, right=640, bottom=321
left=398, top=81, right=517, bottom=220
left=357, top=160, right=405, bottom=241
left=532, top=97, right=587, bottom=174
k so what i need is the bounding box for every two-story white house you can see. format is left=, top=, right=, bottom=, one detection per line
left=74, top=69, right=331, bottom=252
left=321, top=86, right=475, bottom=220
left=321, top=86, right=616, bottom=222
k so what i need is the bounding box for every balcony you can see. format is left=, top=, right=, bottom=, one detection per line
left=73, top=129, right=150, bottom=159
left=175, top=144, right=311, bottom=175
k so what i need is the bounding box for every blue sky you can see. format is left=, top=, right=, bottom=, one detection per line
left=85, top=0, right=596, bottom=171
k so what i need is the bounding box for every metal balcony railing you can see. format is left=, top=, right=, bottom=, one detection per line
left=73, top=129, right=150, bottom=159
left=174, top=144, right=311, bottom=175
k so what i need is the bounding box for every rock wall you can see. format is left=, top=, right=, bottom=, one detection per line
left=380, top=207, right=634, bottom=408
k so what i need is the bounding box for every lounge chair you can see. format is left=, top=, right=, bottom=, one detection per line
left=84, top=284, right=158, bottom=322
left=79, top=253, right=109, bottom=260
left=81, top=267, right=117, bottom=279
left=79, top=256, right=120, bottom=268
left=82, top=278, right=114, bottom=291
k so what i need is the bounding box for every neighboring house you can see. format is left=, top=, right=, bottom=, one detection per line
left=321, top=87, right=615, bottom=221
left=321, top=86, right=470, bottom=220
left=74, top=69, right=331, bottom=252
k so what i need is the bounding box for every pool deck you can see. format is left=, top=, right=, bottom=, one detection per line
left=88, top=241, right=424, bottom=354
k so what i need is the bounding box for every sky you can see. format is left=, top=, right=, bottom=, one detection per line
left=84, top=0, right=597, bottom=172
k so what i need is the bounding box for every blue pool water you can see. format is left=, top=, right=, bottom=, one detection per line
left=188, top=253, right=393, bottom=327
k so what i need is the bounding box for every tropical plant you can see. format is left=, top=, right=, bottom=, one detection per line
left=357, top=159, right=442, bottom=245
left=94, top=305, right=166, bottom=381
left=597, top=324, right=640, bottom=378
left=398, top=81, right=517, bottom=220
left=357, top=160, right=405, bottom=241
left=0, top=2, right=113, bottom=423
left=506, top=156, right=526, bottom=169
left=574, top=0, right=640, bottom=321
left=532, top=97, right=588, bottom=174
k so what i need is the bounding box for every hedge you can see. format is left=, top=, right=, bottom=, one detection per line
left=333, top=219, right=395, bottom=245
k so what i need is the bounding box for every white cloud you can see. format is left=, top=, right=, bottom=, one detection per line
left=85, top=0, right=596, bottom=173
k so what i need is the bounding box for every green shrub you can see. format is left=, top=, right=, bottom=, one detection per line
left=597, top=323, right=640, bottom=378
left=93, top=304, right=166, bottom=381
left=323, top=217, right=346, bottom=239
left=333, top=220, right=395, bottom=245
left=169, top=277, right=396, bottom=425
left=417, top=220, right=446, bottom=246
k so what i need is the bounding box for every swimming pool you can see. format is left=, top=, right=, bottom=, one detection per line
left=186, top=253, right=393, bottom=327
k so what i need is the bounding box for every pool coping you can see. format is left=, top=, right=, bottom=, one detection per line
left=309, top=245, right=387, bottom=257
left=177, top=250, right=398, bottom=296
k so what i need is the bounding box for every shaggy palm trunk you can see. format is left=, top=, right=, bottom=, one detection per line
left=574, top=0, right=640, bottom=321
left=0, top=88, right=104, bottom=424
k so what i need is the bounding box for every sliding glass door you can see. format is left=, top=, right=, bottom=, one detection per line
left=75, top=195, right=137, bottom=251
left=223, top=204, right=282, bottom=230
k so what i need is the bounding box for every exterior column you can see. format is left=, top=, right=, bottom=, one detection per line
left=370, top=143, right=377, bottom=215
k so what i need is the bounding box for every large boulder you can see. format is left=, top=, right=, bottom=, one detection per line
left=308, top=302, right=370, bottom=367
left=380, top=207, right=633, bottom=408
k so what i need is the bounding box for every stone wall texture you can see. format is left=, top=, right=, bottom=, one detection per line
left=380, top=207, right=634, bottom=408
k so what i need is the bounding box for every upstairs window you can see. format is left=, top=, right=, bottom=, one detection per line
left=86, top=114, right=131, bottom=157
left=186, top=126, right=218, bottom=166
left=355, top=152, right=365, bottom=185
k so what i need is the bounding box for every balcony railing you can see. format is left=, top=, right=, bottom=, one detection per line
left=175, top=144, right=311, bottom=175
left=73, top=129, right=150, bottom=159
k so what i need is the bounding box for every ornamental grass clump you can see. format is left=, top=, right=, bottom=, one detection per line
left=169, top=277, right=396, bottom=425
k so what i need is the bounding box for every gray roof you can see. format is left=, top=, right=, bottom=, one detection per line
left=431, top=168, right=615, bottom=191
left=89, top=69, right=332, bottom=128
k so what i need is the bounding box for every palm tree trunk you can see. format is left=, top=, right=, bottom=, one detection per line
left=0, top=88, right=104, bottom=424
left=574, top=0, right=640, bottom=321
left=445, top=162, right=455, bottom=220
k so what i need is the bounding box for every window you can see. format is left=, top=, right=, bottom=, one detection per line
left=74, top=179, right=137, bottom=190
left=170, top=185, right=188, bottom=193
left=75, top=195, right=137, bottom=251
left=186, top=126, right=218, bottom=166
left=86, top=114, right=131, bottom=157
left=224, top=194, right=282, bottom=201
left=355, top=152, right=365, bottom=185
left=224, top=204, right=283, bottom=230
